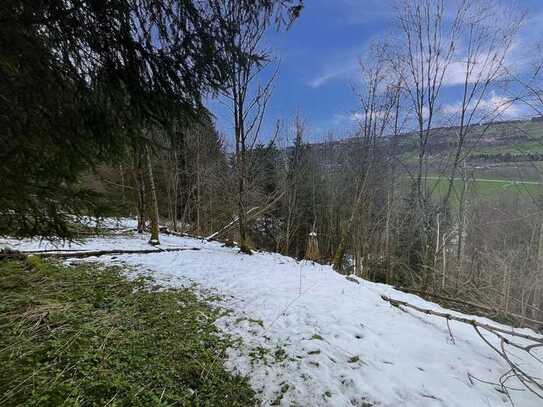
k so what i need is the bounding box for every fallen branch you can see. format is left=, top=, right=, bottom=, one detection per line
left=205, top=207, right=260, bottom=241
left=396, top=286, right=496, bottom=311
left=37, top=247, right=200, bottom=259
left=161, top=228, right=203, bottom=239
left=22, top=249, right=88, bottom=253
left=382, top=294, right=543, bottom=402
left=381, top=295, right=543, bottom=343
left=161, top=228, right=191, bottom=236
left=205, top=190, right=286, bottom=242
left=395, top=287, right=543, bottom=328
left=474, top=326, right=543, bottom=399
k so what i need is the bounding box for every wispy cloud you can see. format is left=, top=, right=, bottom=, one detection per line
left=308, top=64, right=358, bottom=88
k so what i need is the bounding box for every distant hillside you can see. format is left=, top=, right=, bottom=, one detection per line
left=299, top=117, right=543, bottom=192
left=393, top=117, right=543, bottom=163
left=304, top=118, right=543, bottom=164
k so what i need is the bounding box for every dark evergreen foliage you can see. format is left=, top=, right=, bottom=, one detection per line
left=0, top=0, right=303, bottom=239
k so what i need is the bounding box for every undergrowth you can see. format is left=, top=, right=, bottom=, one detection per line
left=0, top=256, right=255, bottom=406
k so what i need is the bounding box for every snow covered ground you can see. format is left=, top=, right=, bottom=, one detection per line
left=2, top=230, right=542, bottom=406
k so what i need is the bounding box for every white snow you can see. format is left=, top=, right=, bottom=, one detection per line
left=2, top=230, right=542, bottom=406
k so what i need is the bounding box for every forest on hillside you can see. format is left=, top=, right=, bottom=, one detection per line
left=2, top=0, right=543, bottom=376
left=3, top=0, right=543, bottom=327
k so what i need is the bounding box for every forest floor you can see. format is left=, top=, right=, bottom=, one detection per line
left=2, top=220, right=542, bottom=406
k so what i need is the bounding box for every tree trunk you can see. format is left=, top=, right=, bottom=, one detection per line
left=196, top=129, right=201, bottom=235
left=235, top=93, right=251, bottom=254
left=119, top=163, right=126, bottom=204
left=332, top=230, right=348, bottom=273
left=134, top=150, right=146, bottom=234
left=455, top=165, right=469, bottom=292
left=146, top=146, right=160, bottom=245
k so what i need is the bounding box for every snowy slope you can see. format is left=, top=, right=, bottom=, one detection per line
left=2, top=231, right=542, bottom=407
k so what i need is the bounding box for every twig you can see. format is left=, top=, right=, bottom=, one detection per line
left=446, top=318, right=455, bottom=344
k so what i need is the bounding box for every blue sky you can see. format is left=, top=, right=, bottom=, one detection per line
left=208, top=0, right=543, bottom=146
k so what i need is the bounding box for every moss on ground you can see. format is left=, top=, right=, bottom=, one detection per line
left=0, top=256, right=255, bottom=406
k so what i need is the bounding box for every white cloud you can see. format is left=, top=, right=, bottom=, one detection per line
left=350, top=111, right=387, bottom=123
left=350, top=112, right=364, bottom=122
left=441, top=92, right=523, bottom=119
left=442, top=49, right=512, bottom=87
left=442, top=60, right=476, bottom=87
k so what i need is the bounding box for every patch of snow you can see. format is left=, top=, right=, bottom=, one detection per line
left=2, top=232, right=541, bottom=406
left=0, top=232, right=197, bottom=252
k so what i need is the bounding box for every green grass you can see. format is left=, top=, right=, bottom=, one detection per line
left=426, top=176, right=541, bottom=202
left=0, top=256, right=255, bottom=406
left=398, top=174, right=542, bottom=208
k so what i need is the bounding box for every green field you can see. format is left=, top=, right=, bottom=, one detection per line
left=396, top=119, right=543, bottom=205
left=424, top=176, right=542, bottom=206
left=399, top=173, right=542, bottom=208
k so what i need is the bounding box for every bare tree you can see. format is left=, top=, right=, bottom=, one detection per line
left=332, top=43, right=401, bottom=273
left=389, top=0, right=465, bottom=279
left=439, top=2, right=520, bottom=290
left=212, top=1, right=281, bottom=253
left=393, top=0, right=464, bottom=203
left=440, top=0, right=519, bottom=208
